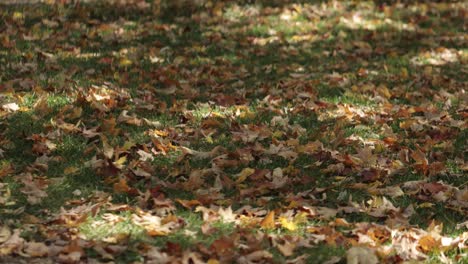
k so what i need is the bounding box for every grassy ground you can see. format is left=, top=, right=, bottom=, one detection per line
left=0, top=0, right=466, bottom=263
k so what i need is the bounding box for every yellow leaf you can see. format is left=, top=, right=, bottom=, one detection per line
left=68, top=107, right=82, bottom=119
left=400, top=68, right=408, bottom=79
left=205, top=135, right=214, bottom=144
left=119, top=58, right=132, bottom=67
left=272, top=131, right=283, bottom=138
left=0, top=226, right=11, bottom=243
left=113, top=156, right=127, bottom=169
left=64, top=167, right=79, bottom=175
left=122, top=140, right=135, bottom=151
left=207, top=259, right=220, bottom=264
left=293, top=212, right=308, bottom=224
left=260, top=211, right=275, bottom=229
left=13, top=12, right=23, bottom=20
left=151, top=129, right=169, bottom=137
left=146, top=229, right=168, bottom=236
left=279, top=217, right=297, bottom=231
left=418, top=202, right=434, bottom=208
left=235, top=168, right=255, bottom=184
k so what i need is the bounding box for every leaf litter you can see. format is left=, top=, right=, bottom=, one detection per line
left=0, top=0, right=467, bottom=263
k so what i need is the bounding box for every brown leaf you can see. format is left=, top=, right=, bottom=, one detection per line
left=0, top=229, right=24, bottom=256
left=210, top=237, right=235, bottom=256
left=113, top=178, right=131, bottom=193
left=411, top=149, right=429, bottom=175
left=237, top=250, right=273, bottom=263
left=23, top=242, right=49, bottom=257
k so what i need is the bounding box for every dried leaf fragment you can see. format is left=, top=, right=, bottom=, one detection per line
left=346, top=247, right=378, bottom=264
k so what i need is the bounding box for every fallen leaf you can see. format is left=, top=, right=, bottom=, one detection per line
left=279, top=217, right=297, bottom=231
left=260, top=211, right=275, bottom=229
left=346, top=247, right=379, bottom=264
left=23, top=242, right=49, bottom=257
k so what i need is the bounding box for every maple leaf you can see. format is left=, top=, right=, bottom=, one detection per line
left=410, top=148, right=429, bottom=175
left=217, top=207, right=238, bottom=223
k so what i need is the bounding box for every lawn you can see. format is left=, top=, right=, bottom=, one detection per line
left=0, top=0, right=466, bottom=263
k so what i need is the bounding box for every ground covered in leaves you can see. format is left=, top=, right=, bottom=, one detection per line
left=0, top=0, right=467, bottom=263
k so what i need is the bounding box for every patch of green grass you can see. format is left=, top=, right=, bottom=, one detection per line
left=390, top=194, right=467, bottom=236
left=145, top=211, right=236, bottom=249
left=3, top=112, right=42, bottom=164
left=344, top=124, right=379, bottom=139
left=47, top=94, right=72, bottom=109
left=301, top=244, right=346, bottom=263
left=0, top=177, right=28, bottom=220
left=53, top=134, right=90, bottom=161
left=163, top=187, right=196, bottom=201
left=413, top=204, right=466, bottom=236
left=453, top=129, right=467, bottom=157
left=80, top=211, right=147, bottom=242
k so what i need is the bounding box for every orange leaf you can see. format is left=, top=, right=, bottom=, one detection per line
left=113, top=178, right=131, bottom=193
left=260, top=211, right=275, bottom=229
left=210, top=237, right=234, bottom=255
left=176, top=199, right=201, bottom=209
left=418, top=235, right=440, bottom=252
left=0, top=163, right=14, bottom=178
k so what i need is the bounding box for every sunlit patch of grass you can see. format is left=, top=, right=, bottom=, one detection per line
left=453, top=129, right=467, bottom=156
left=80, top=209, right=236, bottom=250
left=148, top=215, right=235, bottom=250
left=190, top=103, right=231, bottom=123
left=425, top=251, right=462, bottom=264
left=80, top=212, right=147, bottom=242
left=46, top=94, right=72, bottom=109
left=344, top=124, right=380, bottom=139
